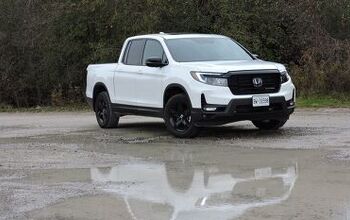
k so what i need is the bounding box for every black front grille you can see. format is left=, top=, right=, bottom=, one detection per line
left=228, top=70, right=281, bottom=95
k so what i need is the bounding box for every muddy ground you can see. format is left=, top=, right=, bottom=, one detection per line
left=1, top=109, right=350, bottom=220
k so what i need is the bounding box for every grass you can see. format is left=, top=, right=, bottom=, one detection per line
left=0, top=103, right=90, bottom=113
left=1, top=96, right=349, bottom=112
left=297, top=96, right=350, bottom=108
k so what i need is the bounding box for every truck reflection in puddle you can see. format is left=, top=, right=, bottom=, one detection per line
left=91, top=162, right=298, bottom=220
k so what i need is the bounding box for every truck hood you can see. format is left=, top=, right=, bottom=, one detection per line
left=180, top=60, right=286, bottom=73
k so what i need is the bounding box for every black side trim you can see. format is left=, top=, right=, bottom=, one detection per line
left=112, top=103, right=163, bottom=118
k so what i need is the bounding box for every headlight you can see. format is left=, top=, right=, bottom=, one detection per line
left=190, top=71, right=228, bottom=87
left=281, top=71, right=290, bottom=84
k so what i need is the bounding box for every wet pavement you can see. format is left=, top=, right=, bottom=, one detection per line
left=1, top=109, right=350, bottom=220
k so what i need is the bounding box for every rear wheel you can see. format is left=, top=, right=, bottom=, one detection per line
left=95, top=91, right=119, bottom=128
left=164, top=94, right=199, bottom=138
left=252, top=119, right=287, bottom=130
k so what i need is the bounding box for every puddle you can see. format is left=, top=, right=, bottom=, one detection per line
left=89, top=162, right=297, bottom=220
left=2, top=147, right=350, bottom=220
left=7, top=160, right=297, bottom=220
left=2, top=149, right=350, bottom=220
left=2, top=111, right=350, bottom=219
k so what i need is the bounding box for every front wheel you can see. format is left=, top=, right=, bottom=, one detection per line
left=164, top=94, right=199, bottom=138
left=252, top=119, right=287, bottom=130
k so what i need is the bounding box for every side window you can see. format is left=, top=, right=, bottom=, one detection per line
left=125, top=39, right=145, bottom=65
left=122, top=41, right=131, bottom=63
left=142, top=40, right=166, bottom=65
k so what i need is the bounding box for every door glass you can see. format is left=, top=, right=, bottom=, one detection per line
left=142, top=40, right=165, bottom=65
left=125, top=39, right=145, bottom=65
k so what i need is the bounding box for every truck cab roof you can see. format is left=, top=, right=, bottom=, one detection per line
left=128, top=33, right=227, bottom=40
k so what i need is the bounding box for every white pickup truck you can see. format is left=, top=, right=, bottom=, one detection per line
left=86, top=33, right=296, bottom=138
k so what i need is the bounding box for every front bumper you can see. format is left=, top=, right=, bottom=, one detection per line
left=192, top=96, right=295, bottom=126
left=188, top=78, right=296, bottom=108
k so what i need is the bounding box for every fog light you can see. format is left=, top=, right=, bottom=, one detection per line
left=203, top=107, right=217, bottom=112
left=287, top=100, right=295, bottom=106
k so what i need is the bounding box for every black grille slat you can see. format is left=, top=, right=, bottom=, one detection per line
left=228, top=70, right=281, bottom=95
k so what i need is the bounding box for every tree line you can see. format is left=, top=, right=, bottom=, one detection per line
left=0, top=0, right=349, bottom=107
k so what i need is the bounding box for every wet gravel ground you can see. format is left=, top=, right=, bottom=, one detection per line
left=0, top=109, right=350, bottom=220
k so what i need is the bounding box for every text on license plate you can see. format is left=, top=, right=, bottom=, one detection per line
left=252, top=96, right=270, bottom=107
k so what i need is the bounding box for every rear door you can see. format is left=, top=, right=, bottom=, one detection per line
left=114, top=39, right=145, bottom=106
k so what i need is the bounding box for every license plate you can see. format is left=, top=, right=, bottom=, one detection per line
left=252, top=95, right=270, bottom=107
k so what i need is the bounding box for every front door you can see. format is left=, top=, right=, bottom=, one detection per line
left=136, top=39, right=167, bottom=108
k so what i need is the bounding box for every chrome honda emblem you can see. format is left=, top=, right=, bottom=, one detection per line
left=252, top=77, right=263, bottom=88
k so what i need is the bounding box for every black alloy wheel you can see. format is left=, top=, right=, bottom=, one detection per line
left=95, top=91, right=119, bottom=128
left=96, top=97, right=108, bottom=124
left=164, top=94, right=199, bottom=138
left=169, top=102, right=191, bottom=132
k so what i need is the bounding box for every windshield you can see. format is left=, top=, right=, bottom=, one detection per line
left=165, top=37, right=253, bottom=62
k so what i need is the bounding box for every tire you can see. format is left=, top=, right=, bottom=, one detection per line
left=164, top=94, right=199, bottom=138
left=94, top=91, right=119, bottom=128
left=252, top=119, right=287, bottom=130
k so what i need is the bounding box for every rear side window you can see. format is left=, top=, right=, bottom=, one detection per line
left=124, top=39, right=145, bottom=65
left=142, top=40, right=165, bottom=65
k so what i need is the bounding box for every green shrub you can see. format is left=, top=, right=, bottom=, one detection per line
left=0, top=0, right=349, bottom=107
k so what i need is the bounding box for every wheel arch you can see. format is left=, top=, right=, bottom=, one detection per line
left=93, top=82, right=109, bottom=111
left=163, top=84, right=191, bottom=108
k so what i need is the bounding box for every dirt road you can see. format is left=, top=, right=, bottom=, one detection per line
left=1, top=109, right=350, bottom=220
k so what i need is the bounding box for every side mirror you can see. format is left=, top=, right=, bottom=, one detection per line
left=252, top=54, right=259, bottom=59
left=146, top=57, right=167, bottom=68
